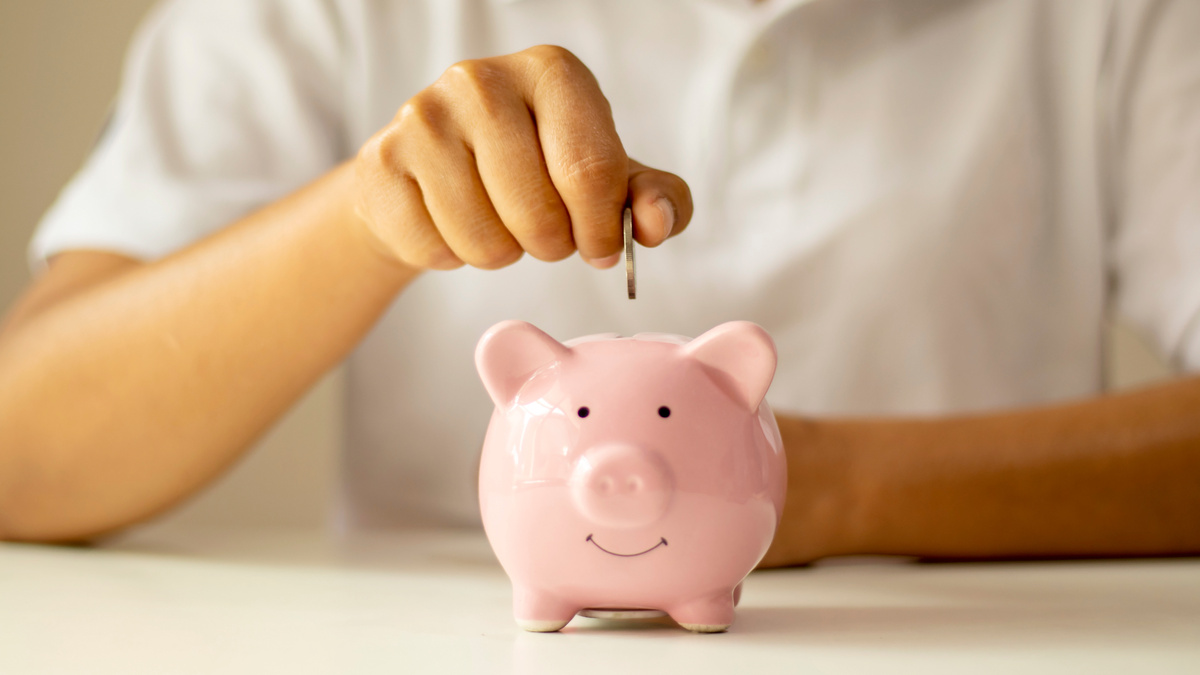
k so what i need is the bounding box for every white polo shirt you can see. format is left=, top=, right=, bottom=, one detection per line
left=31, top=0, right=1200, bottom=529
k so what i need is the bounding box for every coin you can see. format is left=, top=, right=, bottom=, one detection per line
left=624, top=206, right=636, bottom=300
left=579, top=608, right=667, bottom=620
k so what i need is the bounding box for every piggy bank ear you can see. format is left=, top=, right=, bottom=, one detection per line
left=475, top=320, right=570, bottom=408
left=681, top=321, right=777, bottom=411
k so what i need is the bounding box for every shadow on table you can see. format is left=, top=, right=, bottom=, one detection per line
left=503, top=595, right=1197, bottom=675
left=555, top=603, right=1154, bottom=646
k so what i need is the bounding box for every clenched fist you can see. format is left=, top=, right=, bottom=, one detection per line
left=354, top=45, right=693, bottom=271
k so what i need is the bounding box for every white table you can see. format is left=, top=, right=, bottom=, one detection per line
left=2, top=526, right=1198, bottom=674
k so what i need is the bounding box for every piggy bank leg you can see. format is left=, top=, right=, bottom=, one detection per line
left=668, top=590, right=736, bottom=633
left=513, top=587, right=578, bottom=633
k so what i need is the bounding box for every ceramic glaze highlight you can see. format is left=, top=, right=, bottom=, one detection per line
left=475, top=320, right=786, bottom=633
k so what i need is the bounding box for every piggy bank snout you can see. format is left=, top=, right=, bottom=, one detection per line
left=570, top=445, right=673, bottom=529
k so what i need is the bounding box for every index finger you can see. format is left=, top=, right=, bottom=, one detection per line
left=507, top=45, right=628, bottom=261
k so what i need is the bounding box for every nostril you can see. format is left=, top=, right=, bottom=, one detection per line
left=626, top=476, right=641, bottom=492
left=599, top=476, right=614, bottom=493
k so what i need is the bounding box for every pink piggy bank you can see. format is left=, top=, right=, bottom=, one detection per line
left=475, top=320, right=786, bottom=633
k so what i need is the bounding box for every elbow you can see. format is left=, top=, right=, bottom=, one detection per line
left=0, top=449, right=134, bottom=545
left=0, top=495, right=132, bottom=545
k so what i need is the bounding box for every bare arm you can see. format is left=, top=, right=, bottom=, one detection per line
left=762, top=374, right=1200, bottom=566
left=753, top=0, right=1200, bottom=567
left=0, top=164, right=417, bottom=541
left=0, top=45, right=692, bottom=542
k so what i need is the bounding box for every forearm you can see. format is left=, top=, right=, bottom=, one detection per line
left=0, top=162, right=417, bottom=541
left=767, top=375, right=1200, bottom=564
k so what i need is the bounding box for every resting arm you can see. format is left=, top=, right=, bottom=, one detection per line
left=762, top=374, right=1200, bottom=566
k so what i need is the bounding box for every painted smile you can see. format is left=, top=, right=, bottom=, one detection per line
left=586, top=534, right=668, bottom=557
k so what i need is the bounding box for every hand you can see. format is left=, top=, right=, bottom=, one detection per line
left=353, top=45, right=693, bottom=271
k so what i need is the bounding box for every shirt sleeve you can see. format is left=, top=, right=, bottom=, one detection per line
left=1110, top=0, right=1200, bottom=373
left=29, top=0, right=347, bottom=270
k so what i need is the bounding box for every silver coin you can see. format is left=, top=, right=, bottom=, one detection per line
left=579, top=608, right=667, bottom=620
left=624, top=206, right=636, bottom=299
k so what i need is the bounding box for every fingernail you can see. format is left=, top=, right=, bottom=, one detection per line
left=653, top=196, right=675, bottom=241
left=585, top=252, right=622, bottom=269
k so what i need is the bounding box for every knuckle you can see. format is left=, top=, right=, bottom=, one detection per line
left=441, top=58, right=499, bottom=89
left=524, top=44, right=577, bottom=67
left=557, top=152, right=627, bottom=193
left=438, top=59, right=512, bottom=118
left=357, top=127, right=393, bottom=171
left=441, top=59, right=480, bottom=83
left=396, top=93, right=451, bottom=142
left=355, top=132, right=413, bottom=217
left=523, top=44, right=584, bottom=80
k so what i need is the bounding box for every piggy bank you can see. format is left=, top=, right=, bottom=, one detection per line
left=475, top=320, right=786, bottom=633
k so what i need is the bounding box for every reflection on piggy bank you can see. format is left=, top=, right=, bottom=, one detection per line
left=475, top=320, right=786, bottom=633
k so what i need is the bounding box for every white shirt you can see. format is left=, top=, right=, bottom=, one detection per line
left=31, top=0, right=1200, bottom=529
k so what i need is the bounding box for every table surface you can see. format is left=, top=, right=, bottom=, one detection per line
left=2, top=526, right=1198, bottom=674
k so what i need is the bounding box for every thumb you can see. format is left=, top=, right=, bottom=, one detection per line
left=627, top=158, right=693, bottom=248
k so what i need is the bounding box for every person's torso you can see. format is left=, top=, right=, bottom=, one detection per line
left=336, top=0, right=1114, bottom=529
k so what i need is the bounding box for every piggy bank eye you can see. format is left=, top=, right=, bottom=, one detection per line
left=658, top=406, right=671, bottom=418
left=577, top=407, right=590, bottom=418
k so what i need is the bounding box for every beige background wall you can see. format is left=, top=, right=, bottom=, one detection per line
left=0, top=1, right=1174, bottom=532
